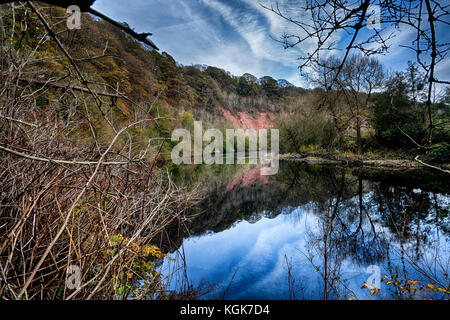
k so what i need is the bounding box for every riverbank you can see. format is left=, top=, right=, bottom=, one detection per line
left=280, top=152, right=450, bottom=171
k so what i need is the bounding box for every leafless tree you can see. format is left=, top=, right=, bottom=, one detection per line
left=339, top=55, right=384, bottom=153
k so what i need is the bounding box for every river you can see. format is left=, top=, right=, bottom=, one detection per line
left=161, top=160, right=450, bottom=300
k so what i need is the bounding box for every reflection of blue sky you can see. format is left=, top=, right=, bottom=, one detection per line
left=93, top=0, right=449, bottom=89
left=166, top=208, right=318, bottom=299
left=162, top=191, right=450, bottom=300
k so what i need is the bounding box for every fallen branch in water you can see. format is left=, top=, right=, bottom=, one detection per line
left=414, top=155, right=450, bottom=175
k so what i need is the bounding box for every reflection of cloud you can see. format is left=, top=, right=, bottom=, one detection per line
left=175, top=209, right=317, bottom=298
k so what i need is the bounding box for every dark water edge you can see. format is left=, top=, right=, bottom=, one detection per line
left=161, top=161, right=450, bottom=300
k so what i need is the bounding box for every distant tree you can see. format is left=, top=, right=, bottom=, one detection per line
left=338, top=55, right=384, bottom=153
left=206, top=66, right=237, bottom=92
left=151, top=51, right=188, bottom=104
left=442, top=87, right=450, bottom=105
left=309, top=55, right=383, bottom=151
left=242, top=73, right=258, bottom=84
left=0, top=0, right=96, bottom=10
left=236, top=76, right=252, bottom=96
left=260, top=76, right=281, bottom=98
left=277, top=79, right=294, bottom=88
left=372, top=70, right=427, bottom=148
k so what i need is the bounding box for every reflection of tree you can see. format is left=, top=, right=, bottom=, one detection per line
left=179, top=162, right=449, bottom=246
left=170, top=160, right=449, bottom=281
left=354, top=168, right=450, bottom=195
left=376, top=184, right=450, bottom=300
left=303, top=172, right=388, bottom=299
left=369, top=183, right=449, bottom=256
left=302, top=170, right=449, bottom=300
left=185, top=162, right=361, bottom=235
left=304, top=169, right=449, bottom=298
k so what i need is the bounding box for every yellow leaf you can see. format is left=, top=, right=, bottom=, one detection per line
left=437, top=287, right=448, bottom=293
left=427, top=284, right=436, bottom=291
left=369, top=289, right=376, bottom=296
left=386, top=281, right=392, bottom=285
left=127, top=272, right=133, bottom=279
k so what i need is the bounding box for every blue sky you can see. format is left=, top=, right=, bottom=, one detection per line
left=92, top=0, right=449, bottom=89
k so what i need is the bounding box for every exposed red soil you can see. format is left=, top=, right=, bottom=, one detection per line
left=219, top=107, right=274, bottom=130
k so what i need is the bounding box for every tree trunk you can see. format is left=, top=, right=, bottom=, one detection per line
left=356, top=114, right=362, bottom=154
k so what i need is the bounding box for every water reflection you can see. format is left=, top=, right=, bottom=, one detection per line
left=163, top=161, right=450, bottom=300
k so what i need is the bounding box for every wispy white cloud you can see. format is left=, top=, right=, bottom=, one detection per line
left=200, top=0, right=299, bottom=65
left=92, top=0, right=447, bottom=89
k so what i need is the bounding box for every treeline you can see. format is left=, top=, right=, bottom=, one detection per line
left=150, top=53, right=307, bottom=118
left=180, top=65, right=305, bottom=113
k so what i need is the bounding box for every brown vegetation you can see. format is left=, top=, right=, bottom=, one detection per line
left=0, top=3, right=198, bottom=300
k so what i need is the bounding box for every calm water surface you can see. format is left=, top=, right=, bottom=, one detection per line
left=162, top=161, right=450, bottom=300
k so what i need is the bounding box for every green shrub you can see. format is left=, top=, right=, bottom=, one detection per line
left=425, top=142, right=450, bottom=163
left=35, top=96, right=49, bottom=108
left=277, top=111, right=337, bottom=153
